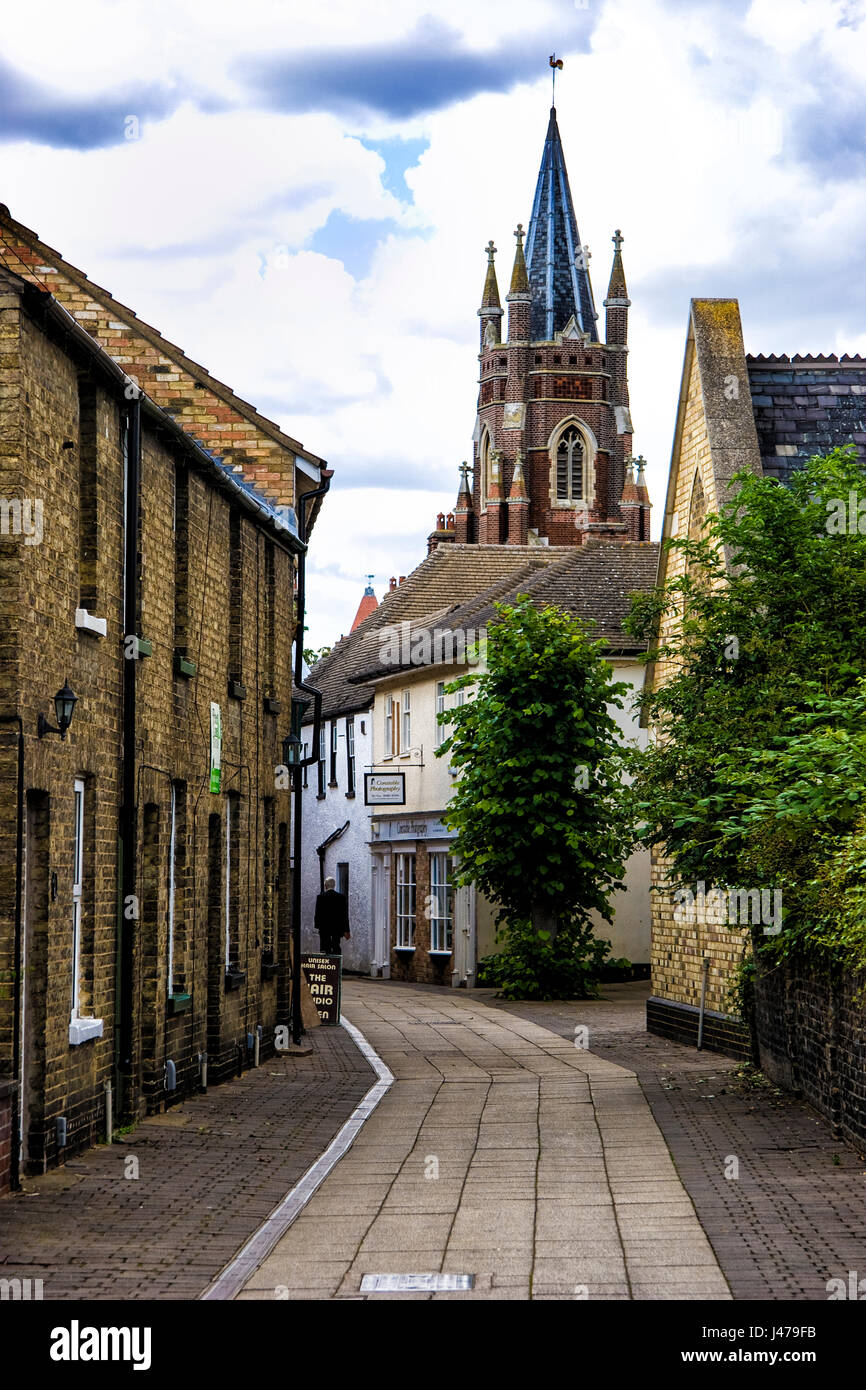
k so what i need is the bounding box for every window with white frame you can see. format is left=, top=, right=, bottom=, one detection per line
left=429, top=852, right=454, bottom=953
left=385, top=693, right=401, bottom=757
left=317, top=725, right=326, bottom=796
left=71, top=778, right=85, bottom=1017
left=401, top=689, right=411, bottom=751
left=346, top=717, right=355, bottom=796
left=396, top=853, right=416, bottom=948
left=435, top=681, right=446, bottom=747
left=330, top=719, right=339, bottom=785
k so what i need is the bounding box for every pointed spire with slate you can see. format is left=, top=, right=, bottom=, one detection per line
left=478, top=239, right=503, bottom=349
left=454, top=461, right=473, bottom=543
left=524, top=107, right=598, bottom=342
left=481, top=240, right=501, bottom=311
left=506, top=223, right=531, bottom=342
left=606, top=228, right=629, bottom=302
left=509, top=223, right=530, bottom=296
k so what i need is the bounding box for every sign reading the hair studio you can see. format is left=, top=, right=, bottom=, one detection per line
left=209, top=702, right=222, bottom=793
left=364, top=772, right=405, bottom=805
left=301, top=953, right=342, bottom=1026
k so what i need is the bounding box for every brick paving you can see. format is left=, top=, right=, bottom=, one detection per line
left=484, top=982, right=866, bottom=1301
left=0, top=1025, right=374, bottom=1301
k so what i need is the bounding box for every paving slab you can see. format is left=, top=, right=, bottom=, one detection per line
left=237, top=979, right=731, bottom=1302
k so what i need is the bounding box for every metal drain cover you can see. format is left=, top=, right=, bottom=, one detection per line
left=360, top=1273, right=475, bottom=1292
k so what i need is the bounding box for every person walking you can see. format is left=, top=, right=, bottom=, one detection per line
left=315, top=875, right=351, bottom=955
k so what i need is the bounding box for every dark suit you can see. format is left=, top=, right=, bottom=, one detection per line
left=315, top=888, right=350, bottom=955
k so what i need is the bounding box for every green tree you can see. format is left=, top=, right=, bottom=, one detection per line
left=436, top=596, right=635, bottom=999
left=628, top=446, right=866, bottom=969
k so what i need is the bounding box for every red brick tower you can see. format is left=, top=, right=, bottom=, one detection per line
left=460, top=106, right=649, bottom=547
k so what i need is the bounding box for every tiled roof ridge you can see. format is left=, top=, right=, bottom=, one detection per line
left=747, top=352, right=866, bottom=365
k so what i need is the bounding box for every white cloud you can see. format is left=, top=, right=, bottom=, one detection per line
left=2, top=0, right=865, bottom=646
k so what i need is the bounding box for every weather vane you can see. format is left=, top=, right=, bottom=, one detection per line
left=549, top=53, right=563, bottom=105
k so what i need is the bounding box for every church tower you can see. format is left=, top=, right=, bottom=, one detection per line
left=454, top=105, right=650, bottom=548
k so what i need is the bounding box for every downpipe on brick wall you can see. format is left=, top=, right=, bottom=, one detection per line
left=697, top=954, right=710, bottom=1051
left=118, top=392, right=141, bottom=1122
left=291, top=473, right=331, bottom=1046
left=0, top=715, right=24, bottom=1190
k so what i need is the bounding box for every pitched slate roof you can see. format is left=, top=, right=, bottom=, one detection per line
left=746, top=354, right=866, bottom=484
left=304, top=541, right=658, bottom=718
left=524, top=107, right=598, bottom=342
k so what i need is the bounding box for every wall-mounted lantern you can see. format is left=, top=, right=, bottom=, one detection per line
left=282, top=694, right=310, bottom=769
left=38, top=680, right=79, bottom=740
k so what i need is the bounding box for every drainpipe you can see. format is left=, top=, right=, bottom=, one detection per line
left=697, top=954, right=710, bottom=1052
left=0, top=716, right=24, bottom=1190
left=118, top=391, right=141, bottom=1119
left=290, top=474, right=331, bottom=1045
left=316, top=820, right=351, bottom=893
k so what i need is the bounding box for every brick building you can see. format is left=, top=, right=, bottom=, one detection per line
left=433, top=106, right=650, bottom=553
left=0, top=208, right=328, bottom=1193
left=646, top=298, right=866, bottom=1088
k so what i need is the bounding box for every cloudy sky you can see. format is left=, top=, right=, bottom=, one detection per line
left=2, top=0, right=866, bottom=646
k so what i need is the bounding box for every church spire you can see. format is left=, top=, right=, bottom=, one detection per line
left=606, top=228, right=629, bottom=301
left=481, top=240, right=501, bottom=310
left=509, top=223, right=529, bottom=295
left=524, top=107, right=598, bottom=342
left=478, top=239, right=503, bottom=350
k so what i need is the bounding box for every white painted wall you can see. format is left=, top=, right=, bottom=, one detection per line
left=368, top=653, right=652, bottom=970
left=299, top=708, right=374, bottom=973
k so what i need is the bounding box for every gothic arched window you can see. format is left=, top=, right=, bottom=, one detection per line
left=479, top=429, right=492, bottom=509
left=555, top=427, right=584, bottom=501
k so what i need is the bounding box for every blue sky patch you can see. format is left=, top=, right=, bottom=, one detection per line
left=359, top=136, right=429, bottom=202
left=309, top=209, right=404, bottom=278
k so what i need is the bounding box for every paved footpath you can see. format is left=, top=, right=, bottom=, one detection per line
left=237, top=979, right=730, bottom=1300
left=488, top=983, right=866, bottom=1301
left=0, top=1026, right=374, bottom=1300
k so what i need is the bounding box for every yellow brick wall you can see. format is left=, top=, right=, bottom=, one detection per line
left=650, top=334, right=747, bottom=1015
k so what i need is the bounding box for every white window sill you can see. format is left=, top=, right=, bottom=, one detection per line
left=75, top=608, right=107, bottom=637
left=428, top=949, right=453, bottom=957
left=394, top=946, right=416, bottom=953
left=69, top=1016, right=104, bottom=1046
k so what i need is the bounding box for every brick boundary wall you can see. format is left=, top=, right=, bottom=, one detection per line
left=754, top=960, right=866, bottom=1151
left=646, top=996, right=751, bottom=1061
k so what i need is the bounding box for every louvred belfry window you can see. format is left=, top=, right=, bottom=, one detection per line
left=556, top=427, right=584, bottom=501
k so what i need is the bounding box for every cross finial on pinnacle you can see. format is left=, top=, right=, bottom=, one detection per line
left=485, top=239, right=496, bottom=263
left=459, top=461, right=470, bottom=480
left=514, top=223, right=525, bottom=249
left=613, top=229, right=624, bottom=253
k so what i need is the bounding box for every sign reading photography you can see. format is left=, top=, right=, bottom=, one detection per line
left=364, top=772, right=406, bottom=805
left=301, top=953, right=342, bottom=1025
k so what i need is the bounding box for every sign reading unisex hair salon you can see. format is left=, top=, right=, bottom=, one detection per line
left=301, top=954, right=342, bottom=1025
left=364, top=772, right=405, bottom=805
